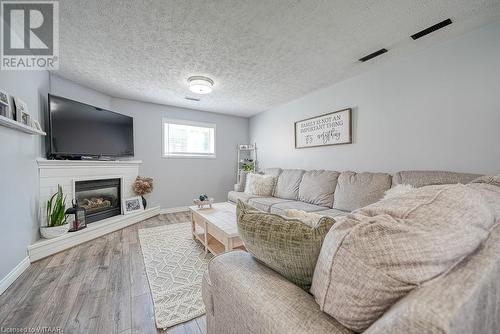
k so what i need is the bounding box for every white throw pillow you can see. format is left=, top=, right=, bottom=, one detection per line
left=244, top=174, right=276, bottom=196
left=383, top=184, right=416, bottom=200
left=284, top=209, right=323, bottom=227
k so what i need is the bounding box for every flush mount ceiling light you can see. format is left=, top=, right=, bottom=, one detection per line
left=188, top=76, right=214, bottom=94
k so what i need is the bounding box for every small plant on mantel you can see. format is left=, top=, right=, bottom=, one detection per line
left=47, top=185, right=68, bottom=227
left=40, top=185, right=69, bottom=239
left=133, top=176, right=154, bottom=209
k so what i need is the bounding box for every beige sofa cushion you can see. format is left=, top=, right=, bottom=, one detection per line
left=263, top=167, right=282, bottom=177
left=270, top=201, right=329, bottom=215
left=298, top=170, right=340, bottom=208
left=274, top=169, right=305, bottom=199
left=392, top=170, right=481, bottom=187
left=315, top=208, right=348, bottom=218
left=333, top=172, right=392, bottom=211
left=237, top=200, right=334, bottom=290
left=248, top=197, right=292, bottom=212
left=228, top=191, right=260, bottom=203
left=311, top=184, right=497, bottom=332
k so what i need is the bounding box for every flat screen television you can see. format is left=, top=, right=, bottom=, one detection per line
left=48, top=94, right=134, bottom=159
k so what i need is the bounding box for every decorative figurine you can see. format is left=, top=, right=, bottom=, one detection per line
left=193, top=194, right=213, bottom=209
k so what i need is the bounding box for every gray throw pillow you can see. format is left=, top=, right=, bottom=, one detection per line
left=236, top=200, right=335, bottom=290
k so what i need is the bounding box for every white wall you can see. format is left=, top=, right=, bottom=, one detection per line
left=111, top=98, right=248, bottom=208
left=49, top=75, right=112, bottom=109
left=0, top=71, right=49, bottom=280
left=250, top=21, right=500, bottom=175
left=49, top=75, right=249, bottom=209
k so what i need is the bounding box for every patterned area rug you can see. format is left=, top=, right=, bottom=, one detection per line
left=138, top=223, right=212, bottom=329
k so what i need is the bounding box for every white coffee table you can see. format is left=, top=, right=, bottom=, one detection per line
left=190, top=202, right=245, bottom=256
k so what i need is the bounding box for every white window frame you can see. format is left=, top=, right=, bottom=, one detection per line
left=162, top=118, right=216, bottom=159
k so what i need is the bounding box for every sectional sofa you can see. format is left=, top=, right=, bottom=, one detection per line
left=203, top=169, right=500, bottom=334
left=228, top=169, right=480, bottom=216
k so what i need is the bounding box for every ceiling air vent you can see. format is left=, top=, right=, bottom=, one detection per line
left=358, top=48, right=388, bottom=62
left=411, top=18, right=452, bottom=40
left=185, top=96, right=200, bottom=102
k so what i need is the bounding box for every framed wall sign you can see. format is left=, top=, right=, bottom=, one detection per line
left=294, top=108, right=352, bottom=149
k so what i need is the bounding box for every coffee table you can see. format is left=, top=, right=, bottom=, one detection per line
left=190, top=202, right=245, bottom=256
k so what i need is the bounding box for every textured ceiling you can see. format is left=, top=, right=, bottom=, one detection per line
left=55, top=0, right=500, bottom=117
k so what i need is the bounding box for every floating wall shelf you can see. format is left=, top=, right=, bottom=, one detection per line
left=0, top=115, right=46, bottom=135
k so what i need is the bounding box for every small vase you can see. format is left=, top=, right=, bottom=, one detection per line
left=141, top=196, right=147, bottom=209
left=40, top=223, right=69, bottom=239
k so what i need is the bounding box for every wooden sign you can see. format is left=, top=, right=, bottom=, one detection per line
left=294, top=108, right=352, bottom=148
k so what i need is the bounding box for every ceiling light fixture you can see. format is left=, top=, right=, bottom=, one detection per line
left=188, top=76, right=214, bottom=94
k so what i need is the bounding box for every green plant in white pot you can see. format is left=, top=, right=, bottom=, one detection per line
left=40, top=185, right=69, bottom=239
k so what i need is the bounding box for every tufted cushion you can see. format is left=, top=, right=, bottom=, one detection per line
left=311, top=184, right=498, bottom=332
left=237, top=200, right=334, bottom=290
left=333, top=171, right=391, bottom=211
left=274, top=169, right=305, bottom=199
left=298, top=170, right=339, bottom=208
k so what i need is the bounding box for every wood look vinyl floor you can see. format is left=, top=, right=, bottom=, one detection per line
left=0, top=212, right=207, bottom=334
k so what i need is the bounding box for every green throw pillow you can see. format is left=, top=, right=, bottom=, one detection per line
left=236, top=200, right=335, bottom=290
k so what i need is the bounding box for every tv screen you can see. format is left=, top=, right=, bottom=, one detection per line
left=48, top=94, right=134, bottom=158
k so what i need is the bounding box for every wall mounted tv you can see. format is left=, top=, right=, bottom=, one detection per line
left=48, top=94, right=134, bottom=159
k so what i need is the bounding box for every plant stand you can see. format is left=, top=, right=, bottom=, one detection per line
left=237, top=143, right=257, bottom=183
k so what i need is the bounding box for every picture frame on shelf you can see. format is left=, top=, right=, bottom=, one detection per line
left=0, top=89, right=13, bottom=119
left=123, top=196, right=144, bottom=215
left=31, top=119, right=42, bottom=131
left=14, top=98, right=30, bottom=125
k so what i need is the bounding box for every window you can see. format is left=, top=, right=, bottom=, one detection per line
left=162, top=119, right=216, bottom=158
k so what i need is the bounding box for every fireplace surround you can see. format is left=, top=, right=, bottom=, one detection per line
left=75, top=178, right=121, bottom=223
left=33, top=159, right=160, bottom=262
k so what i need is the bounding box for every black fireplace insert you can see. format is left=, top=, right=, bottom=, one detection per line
left=74, top=178, right=121, bottom=223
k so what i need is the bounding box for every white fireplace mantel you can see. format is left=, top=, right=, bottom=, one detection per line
left=32, top=158, right=159, bottom=262
left=36, top=158, right=143, bottom=168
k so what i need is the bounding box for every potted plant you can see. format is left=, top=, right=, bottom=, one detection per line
left=40, top=185, right=69, bottom=239
left=132, top=176, right=153, bottom=209
left=242, top=162, right=254, bottom=172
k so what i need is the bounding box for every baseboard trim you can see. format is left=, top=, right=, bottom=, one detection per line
left=159, top=206, right=190, bottom=214
left=28, top=206, right=160, bottom=262
left=0, top=257, right=30, bottom=295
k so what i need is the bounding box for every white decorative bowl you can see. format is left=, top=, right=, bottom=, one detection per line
left=193, top=198, right=214, bottom=209
left=40, top=223, right=69, bottom=239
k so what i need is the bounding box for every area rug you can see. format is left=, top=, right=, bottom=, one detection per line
left=138, top=223, right=212, bottom=329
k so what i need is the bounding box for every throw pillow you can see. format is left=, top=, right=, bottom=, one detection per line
left=382, top=183, right=416, bottom=200
left=236, top=200, right=335, bottom=290
left=310, top=184, right=496, bottom=332
left=284, top=209, right=323, bottom=227
left=244, top=173, right=276, bottom=196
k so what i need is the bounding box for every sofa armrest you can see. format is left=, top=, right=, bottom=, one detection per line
left=202, top=251, right=351, bottom=334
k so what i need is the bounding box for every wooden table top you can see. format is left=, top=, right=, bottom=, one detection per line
left=189, top=202, right=239, bottom=237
